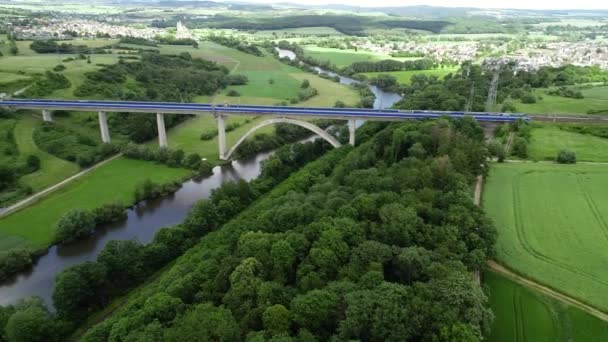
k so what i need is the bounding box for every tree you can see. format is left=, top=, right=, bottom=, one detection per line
left=164, top=303, right=239, bottom=341
left=262, top=304, right=291, bottom=335
left=0, top=165, right=15, bottom=191
left=53, top=261, right=108, bottom=319
left=301, top=79, right=310, bottom=89
left=97, top=240, right=145, bottom=289
left=291, top=289, right=339, bottom=335
left=26, top=155, right=41, bottom=172
left=55, top=209, right=96, bottom=243
left=5, top=305, right=58, bottom=342
left=339, top=282, right=414, bottom=341
left=511, top=137, right=528, bottom=158
left=556, top=149, right=576, bottom=164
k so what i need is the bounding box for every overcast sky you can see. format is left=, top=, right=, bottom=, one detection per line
left=247, top=0, right=607, bottom=10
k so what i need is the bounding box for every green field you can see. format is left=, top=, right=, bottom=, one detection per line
left=485, top=270, right=608, bottom=342
left=529, top=125, right=608, bottom=162
left=484, top=162, right=608, bottom=312
left=149, top=42, right=359, bottom=106
left=582, top=86, right=608, bottom=100
left=302, top=46, right=411, bottom=67
left=0, top=157, right=190, bottom=251
left=148, top=115, right=275, bottom=162
left=517, top=89, right=608, bottom=115
left=359, top=68, right=458, bottom=84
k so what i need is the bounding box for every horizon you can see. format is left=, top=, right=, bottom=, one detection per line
left=221, top=0, right=608, bottom=10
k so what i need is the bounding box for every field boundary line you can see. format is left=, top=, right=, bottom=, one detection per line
left=0, top=154, right=122, bottom=219
left=487, top=260, right=608, bottom=323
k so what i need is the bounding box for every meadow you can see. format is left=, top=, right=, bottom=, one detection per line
left=302, top=46, right=411, bottom=67
left=528, top=125, right=608, bottom=162
left=0, top=157, right=190, bottom=251
left=517, top=88, right=608, bottom=115
left=485, top=270, right=608, bottom=342
left=359, top=68, right=458, bottom=84
left=483, top=162, right=608, bottom=312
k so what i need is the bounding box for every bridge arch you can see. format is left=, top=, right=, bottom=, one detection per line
left=223, top=117, right=341, bottom=160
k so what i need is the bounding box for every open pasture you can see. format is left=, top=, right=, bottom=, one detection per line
left=517, top=91, right=608, bottom=115
left=484, top=162, right=608, bottom=312
left=528, top=125, right=608, bottom=162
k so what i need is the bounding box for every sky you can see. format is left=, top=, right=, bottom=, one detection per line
left=245, top=0, right=607, bottom=10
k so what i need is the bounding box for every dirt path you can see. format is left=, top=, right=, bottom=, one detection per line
left=504, top=132, right=515, bottom=155
left=486, top=260, right=608, bottom=322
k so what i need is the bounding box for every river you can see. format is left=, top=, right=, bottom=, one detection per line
left=0, top=150, right=278, bottom=308
left=276, top=48, right=402, bottom=110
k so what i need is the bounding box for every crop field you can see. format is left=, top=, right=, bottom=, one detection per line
left=528, top=125, right=608, bottom=162
left=0, top=157, right=190, bottom=251
left=359, top=68, right=458, bottom=84
left=517, top=91, right=608, bottom=115
left=485, top=270, right=608, bottom=342
left=302, top=46, right=407, bottom=67
left=483, top=162, right=608, bottom=312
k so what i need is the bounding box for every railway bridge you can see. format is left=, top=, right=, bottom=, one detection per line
left=0, top=99, right=529, bottom=160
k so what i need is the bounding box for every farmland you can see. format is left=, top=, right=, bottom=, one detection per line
left=528, top=125, right=608, bottom=162
left=359, top=68, right=458, bottom=84
left=483, top=162, right=608, bottom=312
left=485, top=270, right=608, bottom=342
left=0, top=157, right=190, bottom=251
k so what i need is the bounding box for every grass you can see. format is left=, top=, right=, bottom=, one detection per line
left=485, top=270, right=608, bottom=342
left=0, top=71, right=30, bottom=84
left=359, top=68, right=458, bottom=84
left=517, top=89, right=608, bottom=115
left=528, top=125, right=608, bottom=162
left=149, top=114, right=274, bottom=163
left=483, top=162, right=608, bottom=312
left=582, top=86, right=608, bottom=100
left=302, top=46, right=408, bottom=68
left=0, top=157, right=190, bottom=251
left=12, top=114, right=80, bottom=192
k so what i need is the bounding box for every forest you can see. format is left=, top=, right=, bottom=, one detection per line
left=156, top=14, right=451, bottom=36
left=61, top=118, right=494, bottom=341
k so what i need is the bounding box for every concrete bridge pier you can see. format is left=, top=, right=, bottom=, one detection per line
left=98, top=111, right=111, bottom=143
left=156, top=113, right=168, bottom=148
left=348, top=119, right=356, bottom=146
left=42, top=109, right=52, bottom=122
left=217, top=114, right=227, bottom=160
